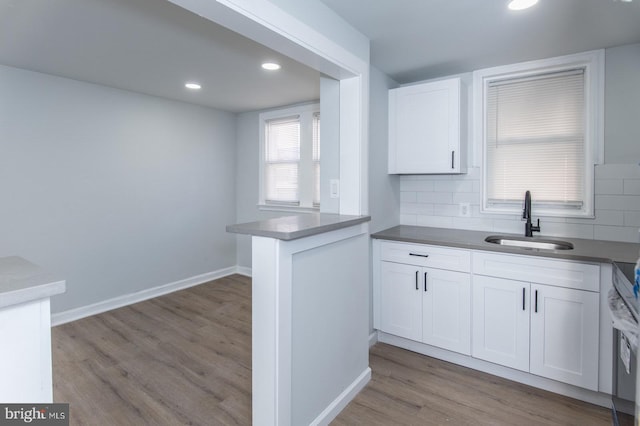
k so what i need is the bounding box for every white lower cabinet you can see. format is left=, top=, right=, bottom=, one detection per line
left=472, top=275, right=530, bottom=372
left=375, top=240, right=603, bottom=393
left=472, top=275, right=600, bottom=391
left=529, top=284, right=599, bottom=391
left=380, top=261, right=471, bottom=355
left=380, top=261, right=422, bottom=341
left=422, top=268, right=471, bottom=355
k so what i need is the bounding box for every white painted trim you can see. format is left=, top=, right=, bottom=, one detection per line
left=258, top=103, right=320, bottom=209
left=309, top=367, right=371, bottom=426
left=378, top=332, right=612, bottom=409
left=368, top=331, right=378, bottom=348
left=51, top=266, right=240, bottom=326
left=474, top=49, right=604, bottom=219
left=236, top=265, right=253, bottom=277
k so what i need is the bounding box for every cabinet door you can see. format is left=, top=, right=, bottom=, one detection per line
left=380, top=262, right=422, bottom=341
left=530, top=284, right=599, bottom=391
left=422, top=268, right=471, bottom=355
left=472, top=275, right=530, bottom=372
left=388, top=78, right=460, bottom=174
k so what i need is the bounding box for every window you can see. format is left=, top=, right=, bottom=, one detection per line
left=474, top=50, right=604, bottom=218
left=259, top=104, right=320, bottom=211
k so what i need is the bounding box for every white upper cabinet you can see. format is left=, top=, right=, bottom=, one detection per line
left=388, top=77, right=466, bottom=174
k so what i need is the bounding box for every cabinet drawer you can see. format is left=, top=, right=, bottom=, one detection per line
left=381, top=241, right=470, bottom=272
left=472, top=252, right=599, bottom=292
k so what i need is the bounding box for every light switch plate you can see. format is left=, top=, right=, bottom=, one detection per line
left=330, top=179, right=340, bottom=198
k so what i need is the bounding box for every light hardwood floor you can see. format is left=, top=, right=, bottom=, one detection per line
left=53, top=274, right=616, bottom=425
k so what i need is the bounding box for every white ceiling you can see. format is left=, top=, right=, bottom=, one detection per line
left=320, top=0, right=640, bottom=83
left=2, top=0, right=639, bottom=112
left=0, top=0, right=321, bottom=113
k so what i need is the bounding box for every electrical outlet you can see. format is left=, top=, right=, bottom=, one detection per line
left=459, top=203, right=471, bottom=217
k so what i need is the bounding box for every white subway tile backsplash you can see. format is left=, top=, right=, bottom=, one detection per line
left=624, top=211, right=640, bottom=227
left=624, top=180, right=640, bottom=195
left=452, top=192, right=480, bottom=204
left=400, top=214, right=417, bottom=226
left=452, top=217, right=494, bottom=231
left=416, top=215, right=454, bottom=228
left=400, top=191, right=417, bottom=203
left=596, top=195, right=640, bottom=211
left=434, top=180, right=474, bottom=193
left=417, top=192, right=453, bottom=204
left=433, top=204, right=460, bottom=216
left=401, top=202, right=434, bottom=215
left=595, top=164, right=640, bottom=179
left=492, top=219, right=525, bottom=234
left=398, top=163, right=640, bottom=243
left=595, top=179, right=623, bottom=195
left=400, top=179, right=435, bottom=192
left=568, top=209, right=624, bottom=226
left=541, top=222, right=595, bottom=240
left=594, top=226, right=640, bottom=243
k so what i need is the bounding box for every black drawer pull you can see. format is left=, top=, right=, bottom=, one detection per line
left=424, top=272, right=428, bottom=292
left=409, top=253, right=429, bottom=258
left=522, top=288, right=525, bottom=311
left=415, top=270, right=419, bottom=290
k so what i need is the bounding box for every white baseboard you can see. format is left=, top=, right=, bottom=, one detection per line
left=235, top=266, right=252, bottom=277
left=51, top=265, right=246, bottom=326
left=378, top=332, right=612, bottom=409
left=368, top=331, right=378, bottom=348
left=310, top=367, right=371, bottom=426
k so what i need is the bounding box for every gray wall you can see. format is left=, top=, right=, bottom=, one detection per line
left=319, top=76, right=341, bottom=214
left=368, top=65, right=401, bottom=234
left=0, top=65, right=238, bottom=313
left=605, top=43, right=640, bottom=164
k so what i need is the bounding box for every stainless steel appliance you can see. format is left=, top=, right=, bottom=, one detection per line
left=610, top=262, right=638, bottom=426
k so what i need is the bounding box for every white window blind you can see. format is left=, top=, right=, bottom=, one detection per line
left=486, top=69, right=585, bottom=209
left=312, top=112, right=320, bottom=206
left=265, top=116, right=300, bottom=205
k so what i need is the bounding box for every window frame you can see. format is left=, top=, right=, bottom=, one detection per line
left=473, top=50, right=604, bottom=218
left=258, top=103, right=320, bottom=212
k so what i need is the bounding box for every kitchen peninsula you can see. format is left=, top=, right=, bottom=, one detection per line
left=0, top=256, right=65, bottom=402
left=227, top=213, right=371, bottom=426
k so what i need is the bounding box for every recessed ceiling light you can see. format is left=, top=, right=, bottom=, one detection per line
left=508, top=0, right=538, bottom=10
left=185, top=82, right=201, bottom=90
left=261, top=62, right=281, bottom=71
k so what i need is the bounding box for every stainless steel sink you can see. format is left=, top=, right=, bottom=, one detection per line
left=484, top=235, right=574, bottom=250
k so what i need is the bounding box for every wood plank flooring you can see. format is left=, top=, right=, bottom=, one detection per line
left=52, top=274, right=616, bottom=425
left=52, top=274, right=252, bottom=425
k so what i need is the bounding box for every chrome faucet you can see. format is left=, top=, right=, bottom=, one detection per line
left=523, top=190, right=541, bottom=237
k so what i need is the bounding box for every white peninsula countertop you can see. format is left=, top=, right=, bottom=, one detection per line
left=0, top=256, right=66, bottom=309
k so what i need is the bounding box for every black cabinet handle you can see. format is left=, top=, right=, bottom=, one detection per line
left=409, top=253, right=429, bottom=258
left=534, top=290, right=538, bottom=313
left=424, top=272, right=428, bottom=292
left=522, top=288, right=525, bottom=311
left=415, top=271, right=419, bottom=290
left=451, top=151, right=455, bottom=169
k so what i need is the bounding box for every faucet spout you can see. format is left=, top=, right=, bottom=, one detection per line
left=523, top=190, right=541, bottom=237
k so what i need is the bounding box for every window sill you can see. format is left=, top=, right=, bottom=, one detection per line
left=258, top=204, right=320, bottom=214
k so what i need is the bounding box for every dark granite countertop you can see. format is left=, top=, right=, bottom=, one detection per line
left=227, top=213, right=371, bottom=241
left=372, top=225, right=640, bottom=264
